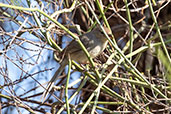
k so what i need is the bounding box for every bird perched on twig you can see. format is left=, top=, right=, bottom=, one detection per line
left=42, top=26, right=112, bottom=102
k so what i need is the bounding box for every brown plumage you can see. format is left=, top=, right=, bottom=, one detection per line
left=42, top=26, right=112, bottom=102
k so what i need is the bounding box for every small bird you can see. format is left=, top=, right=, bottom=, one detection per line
left=42, top=26, right=112, bottom=101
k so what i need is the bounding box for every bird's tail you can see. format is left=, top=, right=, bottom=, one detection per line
left=41, top=60, right=66, bottom=102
